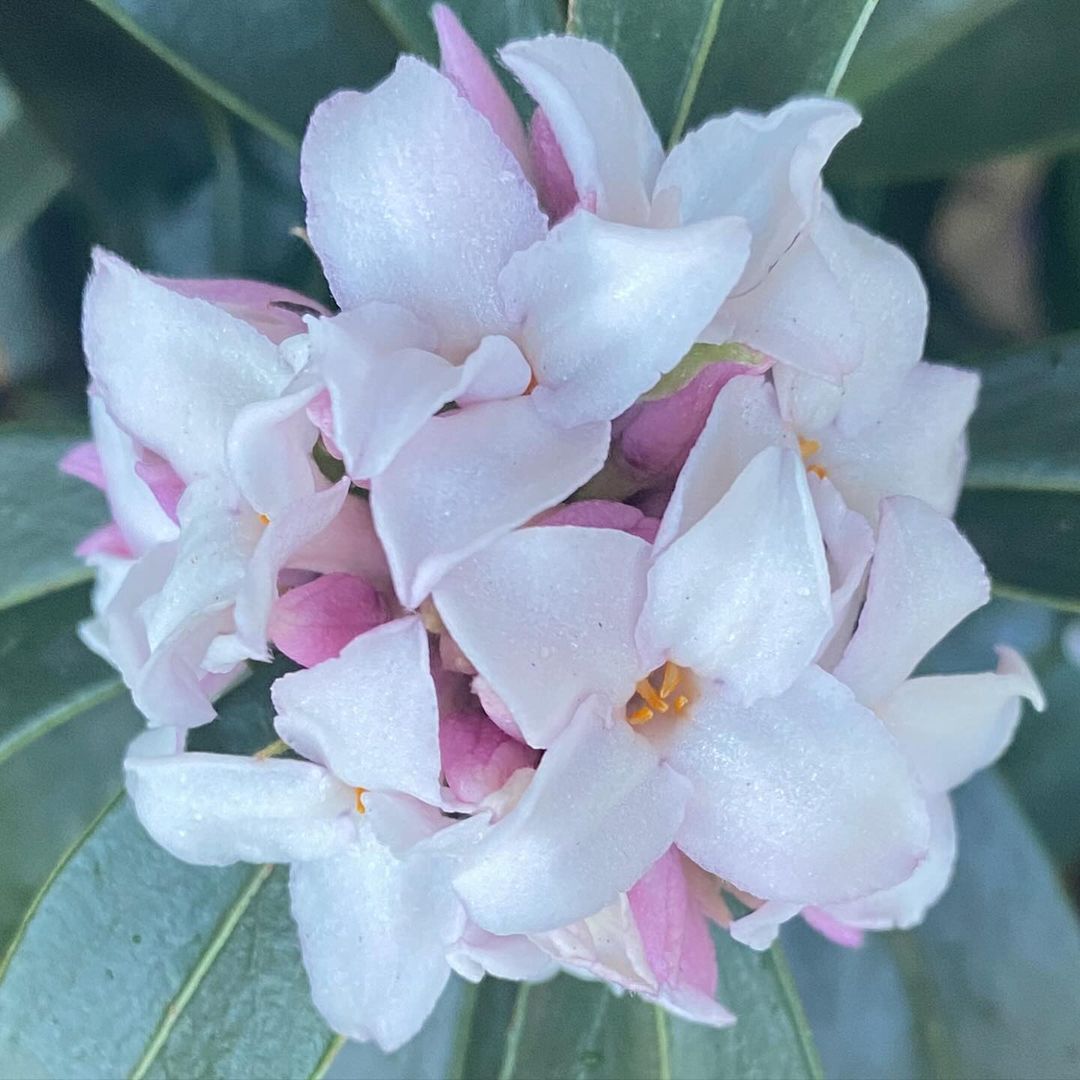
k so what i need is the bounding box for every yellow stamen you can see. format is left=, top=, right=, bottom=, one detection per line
left=627, top=705, right=655, bottom=725
left=807, top=464, right=828, bottom=480
left=258, top=513, right=271, bottom=526
left=354, top=787, right=367, bottom=814
left=659, top=660, right=681, bottom=700
left=798, top=436, right=821, bottom=460
left=635, top=678, right=669, bottom=713
left=673, top=694, right=690, bottom=712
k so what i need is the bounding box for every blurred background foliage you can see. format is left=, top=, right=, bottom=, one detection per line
left=0, top=1, right=1077, bottom=1077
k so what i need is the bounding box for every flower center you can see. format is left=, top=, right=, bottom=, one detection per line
left=798, top=435, right=827, bottom=480
left=626, top=661, right=692, bottom=726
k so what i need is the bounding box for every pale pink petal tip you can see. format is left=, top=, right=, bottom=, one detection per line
left=269, top=573, right=388, bottom=669
left=629, top=848, right=719, bottom=1002
left=134, top=455, right=185, bottom=523
left=433, top=3, right=531, bottom=175
left=76, top=522, right=131, bottom=559
left=537, top=499, right=659, bottom=543
left=529, top=108, right=581, bottom=222
left=440, top=706, right=539, bottom=804
left=802, top=906, right=865, bottom=949
left=60, top=441, right=105, bottom=490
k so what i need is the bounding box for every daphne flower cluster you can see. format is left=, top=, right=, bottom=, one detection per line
left=63, top=8, right=1044, bottom=1051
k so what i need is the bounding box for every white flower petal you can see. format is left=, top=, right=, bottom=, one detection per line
left=502, top=211, right=750, bottom=427
left=454, top=696, right=691, bottom=934
left=433, top=526, right=650, bottom=748
left=777, top=201, right=930, bottom=433
left=301, top=58, right=545, bottom=357
left=821, top=361, right=980, bottom=523
left=89, top=396, right=178, bottom=553
left=125, top=752, right=355, bottom=866
left=654, top=374, right=791, bottom=551
left=728, top=901, right=802, bottom=951
left=83, top=249, right=292, bottom=482
left=823, top=794, right=957, bottom=931
left=455, top=335, right=533, bottom=405
left=642, top=447, right=831, bottom=702
left=370, top=396, right=610, bottom=608
left=226, top=383, right=320, bottom=516
left=879, top=646, right=1045, bottom=793
left=713, top=227, right=860, bottom=381
left=655, top=99, right=859, bottom=287
left=272, top=616, right=442, bottom=804
left=809, top=474, right=874, bottom=668
left=309, top=305, right=464, bottom=482
left=500, top=36, right=663, bottom=224
left=669, top=668, right=931, bottom=905
left=207, top=480, right=353, bottom=670
left=290, top=827, right=456, bottom=1052
left=834, top=496, right=990, bottom=707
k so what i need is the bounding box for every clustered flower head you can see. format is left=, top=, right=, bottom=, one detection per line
left=63, top=7, right=1045, bottom=1051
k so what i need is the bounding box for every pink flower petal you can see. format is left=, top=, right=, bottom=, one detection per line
left=440, top=705, right=539, bottom=805
left=802, top=907, right=865, bottom=949
left=536, top=499, right=658, bottom=543
left=629, top=848, right=718, bottom=999
left=76, top=522, right=132, bottom=559
left=615, top=364, right=750, bottom=481
left=155, top=277, right=327, bottom=344
left=269, top=572, right=388, bottom=669
left=433, top=4, right=531, bottom=177
left=528, top=108, right=580, bottom=222
left=59, top=441, right=105, bottom=490
left=134, top=453, right=185, bottom=523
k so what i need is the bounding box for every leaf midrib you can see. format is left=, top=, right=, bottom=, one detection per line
left=0, top=675, right=124, bottom=766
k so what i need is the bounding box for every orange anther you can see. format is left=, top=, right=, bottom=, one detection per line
left=798, top=436, right=822, bottom=460
left=627, top=705, right=655, bottom=726
left=354, top=787, right=368, bottom=814
left=634, top=678, right=669, bottom=713
left=258, top=513, right=271, bottom=526
left=807, top=464, right=828, bottom=480
left=673, top=694, right=690, bottom=712
left=659, top=661, right=681, bottom=700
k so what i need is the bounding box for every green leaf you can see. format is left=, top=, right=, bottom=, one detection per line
left=0, top=75, right=69, bottom=256
left=0, top=692, right=142, bottom=951
left=571, top=0, right=879, bottom=146
left=0, top=667, right=340, bottom=1079
left=458, top=938, right=821, bottom=1079
left=85, top=0, right=401, bottom=151
left=787, top=771, right=1080, bottom=1079
left=955, top=335, right=1080, bottom=611
left=0, top=584, right=123, bottom=767
left=0, top=432, right=105, bottom=611
left=832, top=0, right=1080, bottom=183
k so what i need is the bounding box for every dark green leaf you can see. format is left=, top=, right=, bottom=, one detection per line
left=86, top=0, right=401, bottom=150
left=0, top=668, right=340, bottom=1079
left=838, top=0, right=1020, bottom=105
left=962, top=337, right=1080, bottom=495
left=0, top=800, right=335, bottom=1079
left=954, top=336, right=1080, bottom=611
left=0, top=76, right=69, bottom=256
left=786, top=771, right=1080, bottom=1079
left=0, top=432, right=105, bottom=611
left=1000, top=619, right=1080, bottom=865
left=0, top=584, right=123, bottom=767
left=833, top=0, right=1080, bottom=182
left=0, top=692, right=142, bottom=951
left=458, top=938, right=821, bottom=1079
left=571, top=0, right=878, bottom=145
